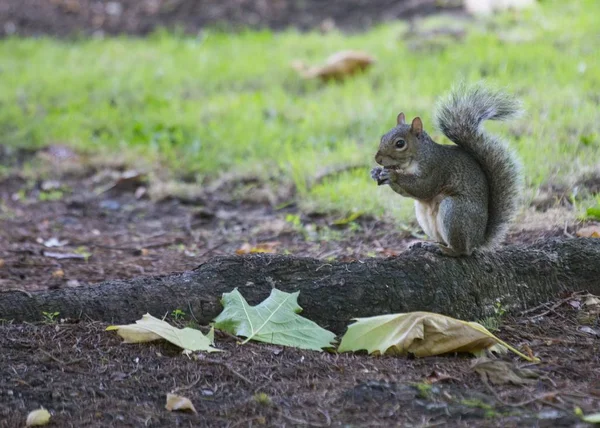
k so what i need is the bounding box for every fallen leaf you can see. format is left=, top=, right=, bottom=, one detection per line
left=96, top=170, right=148, bottom=195
left=0, top=259, right=4, bottom=268
left=578, top=326, right=600, bottom=337
left=51, top=269, right=64, bottom=279
left=292, top=50, right=375, bottom=81
left=207, top=326, right=215, bottom=346
left=378, top=248, right=400, bottom=257
left=109, top=170, right=147, bottom=193
left=165, top=393, right=197, bottom=414
left=107, top=313, right=220, bottom=353
left=213, top=288, right=336, bottom=351
left=584, top=296, right=600, bottom=306
left=43, top=251, right=86, bottom=260
left=40, top=180, right=62, bottom=191
left=134, top=186, right=147, bottom=199
left=235, top=242, right=279, bottom=255
left=568, top=300, right=582, bottom=309
left=582, top=412, right=600, bottom=423
left=331, top=211, right=363, bottom=226
left=576, top=225, right=600, bottom=238
left=472, top=358, right=539, bottom=385
left=425, top=370, right=457, bottom=384
left=338, top=312, right=537, bottom=361
left=26, top=408, right=51, bottom=426
left=39, top=237, right=69, bottom=247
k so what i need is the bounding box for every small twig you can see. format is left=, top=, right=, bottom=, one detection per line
left=171, top=375, right=203, bottom=394
left=563, top=222, right=575, bottom=239
left=520, top=292, right=585, bottom=316
left=39, top=349, right=85, bottom=366
left=195, top=241, right=229, bottom=260
left=198, top=358, right=252, bottom=385
left=213, top=328, right=241, bottom=342
left=3, top=288, right=32, bottom=298
left=482, top=378, right=559, bottom=408
left=282, top=412, right=329, bottom=427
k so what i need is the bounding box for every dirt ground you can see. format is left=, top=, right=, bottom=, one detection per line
left=0, top=0, right=462, bottom=37
left=1, top=296, right=599, bottom=427
left=0, top=144, right=585, bottom=293
left=1, top=143, right=600, bottom=427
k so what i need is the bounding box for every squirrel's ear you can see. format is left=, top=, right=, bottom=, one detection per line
left=410, top=117, right=423, bottom=136
left=396, top=112, right=406, bottom=125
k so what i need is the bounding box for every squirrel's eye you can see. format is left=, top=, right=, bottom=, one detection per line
left=395, top=139, right=406, bottom=149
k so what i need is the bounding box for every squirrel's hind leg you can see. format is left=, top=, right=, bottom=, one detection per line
left=436, top=197, right=486, bottom=257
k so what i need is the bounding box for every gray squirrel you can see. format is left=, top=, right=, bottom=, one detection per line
left=371, top=83, right=523, bottom=256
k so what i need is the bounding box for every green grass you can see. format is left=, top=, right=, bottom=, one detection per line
left=1, top=0, right=599, bottom=223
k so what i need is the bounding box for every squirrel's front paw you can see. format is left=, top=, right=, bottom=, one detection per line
left=370, top=166, right=383, bottom=181
left=370, top=167, right=391, bottom=186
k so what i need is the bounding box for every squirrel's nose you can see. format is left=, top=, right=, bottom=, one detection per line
left=375, top=152, right=383, bottom=165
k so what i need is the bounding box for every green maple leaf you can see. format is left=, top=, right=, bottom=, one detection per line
left=213, top=288, right=336, bottom=351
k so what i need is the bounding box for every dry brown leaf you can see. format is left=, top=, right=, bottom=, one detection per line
left=51, top=269, right=65, bottom=278
left=472, top=358, right=539, bottom=385
left=235, top=242, right=279, bottom=255
left=292, top=50, right=375, bottom=81
left=576, top=225, right=600, bottom=238
left=338, top=312, right=537, bottom=361
left=425, top=370, right=458, bottom=384
left=165, top=393, right=197, bottom=414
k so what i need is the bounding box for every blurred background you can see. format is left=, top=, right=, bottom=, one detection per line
left=0, top=0, right=599, bottom=289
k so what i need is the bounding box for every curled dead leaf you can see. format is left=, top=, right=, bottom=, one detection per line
left=292, top=50, right=375, bottom=81
left=576, top=225, right=600, bottom=238
left=165, top=393, right=197, bottom=414
left=338, top=312, right=537, bottom=361
left=472, top=358, right=539, bottom=385
left=26, top=408, right=51, bottom=426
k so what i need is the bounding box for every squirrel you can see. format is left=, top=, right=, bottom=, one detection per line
left=370, top=82, right=523, bottom=257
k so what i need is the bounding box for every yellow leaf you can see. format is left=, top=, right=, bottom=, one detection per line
left=582, top=412, right=600, bottom=423
left=235, top=242, right=279, bottom=255
left=26, top=408, right=51, bottom=426
left=291, top=50, right=375, bottom=81
left=165, top=393, right=197, bottom=413
left=107, top=313, right=220, bottom=353
left=338, top=311, right=538, bottom=362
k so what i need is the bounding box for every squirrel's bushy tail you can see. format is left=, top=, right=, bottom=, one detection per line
left=434, top=82, right=523, bottom=248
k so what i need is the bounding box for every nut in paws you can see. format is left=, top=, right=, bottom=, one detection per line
left=376, top=168, right=392, bottom=186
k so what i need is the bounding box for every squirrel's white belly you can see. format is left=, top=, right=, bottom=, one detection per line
left=414, top=198, right=445, bottom=243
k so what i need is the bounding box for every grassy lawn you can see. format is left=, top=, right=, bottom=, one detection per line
left=0, top=0, right=598, bottom=223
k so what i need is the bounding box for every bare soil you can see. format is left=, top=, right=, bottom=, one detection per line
left=1, top=299, right=599, bottom=427
left=1, top=146, right=599, bottom=427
